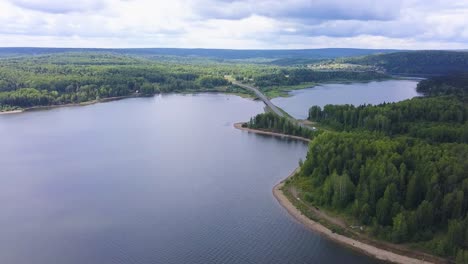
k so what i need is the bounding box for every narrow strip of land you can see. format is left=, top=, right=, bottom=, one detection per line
left=234, top=123, right=311, bottom=142
left=231, top=81, right=285, bottom=117
left=231, top=81, right=315, bottom=132
left=231, top=81, right=446, bottom=263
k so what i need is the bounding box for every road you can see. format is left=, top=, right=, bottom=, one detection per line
left=232, top=81, right=316, bottom=131
left=231, top=81, right=285, bottom=117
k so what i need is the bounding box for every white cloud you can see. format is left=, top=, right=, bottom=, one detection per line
left=0, top=0, right=467, bottom=49
left=9, top=0, right=107, bottom=13
left=194, top=0, right=403, bottom=21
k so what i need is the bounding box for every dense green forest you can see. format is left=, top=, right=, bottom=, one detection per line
left=0, top=53, right=236, bottom=110
left=252, top=69, right=388, bottom=88
left=417, top=73, right=468, bottom=96
left=0, top=52, right=391, bottom=111
left=2, top=50, right=468, bottom=111
left=308, top=96, right=468, bottom=143
left=340, top=51, right=468, bottom=75
left=299, top=132, right=468, bottom=258
left=295, top=73, right=468, bottom=260
left=245, top=112, right=317, bottom=139
left=307, top=73, right=468, bottom=144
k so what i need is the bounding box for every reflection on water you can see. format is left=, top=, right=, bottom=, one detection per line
left=0, top=94, right=377, bottom=264
left=272, top=80, right=421, bottom=119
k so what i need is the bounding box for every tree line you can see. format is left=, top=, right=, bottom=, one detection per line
left=295, top=73, right=468, bottom=260
left=0, top=52, right=395, bottom=110
left=253, top=69, right=388, bottom=88
left=245, top=112, right=317, bottom=139
left=417, top=73, right=468, bottom=96
left=308, top=96, right=468, bottom=144
left=0, top=53, right=232, bottom=110
left=300, top=131, right=468, bottom=258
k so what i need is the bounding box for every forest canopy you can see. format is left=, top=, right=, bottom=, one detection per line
left=2, top=50, right=468, bottom=110
left=296, top=73, right=468, bottom=259
left=245, top=112, right=317, bottom=140
left=0, top=52, right=391, bottom=111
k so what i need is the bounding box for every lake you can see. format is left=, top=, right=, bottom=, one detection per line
left=0, top=90, right=390, bottom=264
left=272, top=80, right=421, bottom=119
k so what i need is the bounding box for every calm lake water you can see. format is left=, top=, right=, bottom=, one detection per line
left=0, top=93, right=381, bottom=264
left=272, top=80, right=421, bottom=119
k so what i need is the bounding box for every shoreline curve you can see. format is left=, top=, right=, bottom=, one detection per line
left=273, top=170, right=434, bottom=264
left=234, top=122, right=437, bottom=264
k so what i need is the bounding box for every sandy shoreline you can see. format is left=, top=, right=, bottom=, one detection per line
left=0, top=109, right=24, bottom=115
left=234, top=123, right=438, bottom=263
left=0, top=92, right=251, bottom=115
left=272, top=169, right=435, bottom=264
left=234, top=122, right=311, bottom=142
left=0, top=95, right=141, bottom=115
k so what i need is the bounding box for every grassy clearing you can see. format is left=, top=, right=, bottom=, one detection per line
left=262, top=82, right=317, bottom=98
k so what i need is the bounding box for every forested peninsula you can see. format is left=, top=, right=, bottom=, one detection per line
left=278, top=73, right=468, bottom=263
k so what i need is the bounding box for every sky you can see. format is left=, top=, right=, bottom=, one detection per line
left=0, top=0, right=467, bottom=49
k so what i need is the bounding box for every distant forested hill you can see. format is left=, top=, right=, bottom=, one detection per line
left=417, top=73, right=468, bottom=96
left=0, top=52, right=393, bottom=111
left=0, top=53, right=235, bottom=111
left=340, top=51, right=468, bottom=75
left=0, top=47, right=398, bottom=61
left=1, top=49, right=467, bottom=112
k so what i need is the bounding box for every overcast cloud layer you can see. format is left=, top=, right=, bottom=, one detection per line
left=0, top=0, right=467, bottom=49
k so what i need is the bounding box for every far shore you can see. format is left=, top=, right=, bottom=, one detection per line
left=234, top=123, right=441, bottom=264
left=0, top=78, right=414, bottom=115
left=0, top=91, right=255, bottom=115
left=0, top=94, right=143, bottom=115
left=0, top=109, right=24, bottom=115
